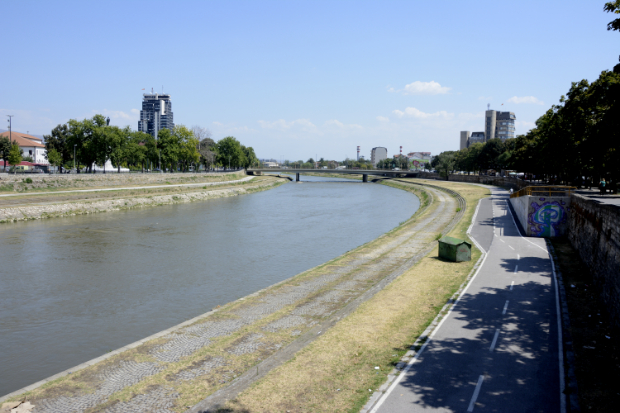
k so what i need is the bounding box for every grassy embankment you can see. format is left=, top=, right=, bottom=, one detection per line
left=0, top=175, right=286, bottom=223
left=223, top=179, right=490, bottom=412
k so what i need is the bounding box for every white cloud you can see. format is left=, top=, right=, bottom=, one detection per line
left=507, top=96, right=544, bottom=105
left=392, top=107, right=453, bottom=119
left=515, top=120, right=536, bottom=131
left=212, top=121, right=223, bottom=126
left=258, top=118, right=316, bottom=131
left=401, top=81, right=451, bottom=95
left=324, top=120, right=362, bottom=130
left=376, top=116, right=390, bottom=122
left=98, top=109, right=138, bottom=120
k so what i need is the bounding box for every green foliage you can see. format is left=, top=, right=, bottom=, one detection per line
left=24, top=177, right=33, bottom=184
left=605, top=0, right=620, bottom=31
left=8, top=144, right=22, bottom=172
left=46, top=148, right=63, bottom=171
left=0, top=136, right=11, bottom=172
left=217, top=136, right=246, bottom=168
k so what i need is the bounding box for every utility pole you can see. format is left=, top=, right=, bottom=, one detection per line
left=6, top=115, right=13, bottom=144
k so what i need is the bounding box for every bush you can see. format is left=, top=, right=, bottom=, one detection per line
left=24, top=178, right=33, bottom=184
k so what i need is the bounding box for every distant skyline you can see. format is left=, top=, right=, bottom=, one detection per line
left=1, top=0, right=617, bottom=160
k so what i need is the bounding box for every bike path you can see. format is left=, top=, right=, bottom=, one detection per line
left=371, top=189, right=563, bottom=413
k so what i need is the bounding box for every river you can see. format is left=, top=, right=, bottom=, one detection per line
left=0, top=175, right=419, bottom=396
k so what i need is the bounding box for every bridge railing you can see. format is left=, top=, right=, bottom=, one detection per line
left=510, top=186, right=576, bottom=198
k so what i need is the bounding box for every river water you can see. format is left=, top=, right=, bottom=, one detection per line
left=0, top=175, right=419, bottom=396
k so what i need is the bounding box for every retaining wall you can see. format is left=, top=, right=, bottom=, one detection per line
left=417, top=172, right=534, bottom=190
left=568, top=194, right=620, bottom=331
left=510, top=195, right=571, bottom=237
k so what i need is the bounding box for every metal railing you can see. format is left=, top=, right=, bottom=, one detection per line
left=510, top=186, right=576, bottom=198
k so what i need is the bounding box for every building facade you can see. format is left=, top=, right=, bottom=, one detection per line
left=485, top=110, right=515, bottom=141
left=460, top=131, right=486, bottom=149
left=371, top=147, right=388, bottom=166
left=0, top=131, right=47, bottom=164
left=138, top=93, right=174, bottom=138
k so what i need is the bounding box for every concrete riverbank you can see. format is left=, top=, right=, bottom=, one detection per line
left=0, top=179, right=479, bottom=413
left=0, top=175, right=286, bottom=224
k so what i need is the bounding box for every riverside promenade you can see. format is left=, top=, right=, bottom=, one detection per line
left=367, top=187, right=563, bottom=413
left=1, top=181, right=461, bottom=412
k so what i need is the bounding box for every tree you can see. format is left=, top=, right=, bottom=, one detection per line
left=0, top=136, right=11, bottom=172
left=435, top=152, right=456, bottom=180
left=46, top=148, right=63, bottom=173
left=44, top=124, right=71, bottom=169
left=8, top=144, right=22, bottom=173
left=605, top=1, right=620, bottom=31
left=241, top=145, right=258, bottom=168
left=217, top=136, right=245, bottom=169
left=157, top=128, right=180, bottom=172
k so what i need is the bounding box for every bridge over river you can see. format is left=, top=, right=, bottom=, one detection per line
left=247, top=168, right=419, bottom=182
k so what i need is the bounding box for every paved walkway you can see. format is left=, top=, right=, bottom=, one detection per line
left=371, top=188, right=563, bottom=413
left=573, top=188, right=620, bottom=206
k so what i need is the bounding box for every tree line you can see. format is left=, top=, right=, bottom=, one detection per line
left=41, top=115, right=257, bottom=173
left=431, top=66, right=619, bottom=187
left=431, top=3, right=620, bottom=187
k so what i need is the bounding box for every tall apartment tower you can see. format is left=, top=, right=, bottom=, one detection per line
left=485, top=110, right=515, bottom=141
left=138, top=93, right=174, bottom=138
left=371, top=147, right=388, bottom=167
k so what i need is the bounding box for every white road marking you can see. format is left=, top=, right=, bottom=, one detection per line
left=502, top=300, right=509, bottom=315
left=508, top=245, right=515, bottom=250
left=368, top=252, right=490, bottom=413
left=510, top=281, right=514, bottom=290
left=547, top=241, right=567, bottom=413
left=467, top=375, right=485, bottom=412
left=489, top=329, right=500, bottom=351
left=504, top=200, right=548, bottom=252
left=500, top=239, right=505, bottom=243
left=514, top=265, right=518, bottom=273
left=517, top=254, right=520, bottom=260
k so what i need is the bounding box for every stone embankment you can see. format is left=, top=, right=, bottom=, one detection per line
left=1, top=181, right=463, bottom=413
left=0, top=176, right=285, bottom=223
left=0, top=171, right=246, bottom=192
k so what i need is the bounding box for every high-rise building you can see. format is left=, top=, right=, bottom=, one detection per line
left=485, top=110, right=515, bottom=141
left=460, top=131, right=486, bottom=149
left=138, top=93, right=174, bottom=138
left=371, top=147, right=388, bottom=167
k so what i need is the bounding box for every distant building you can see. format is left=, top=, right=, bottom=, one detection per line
left=138, top=93, right=174, bottom=138
left=460, top=131, right=486, bottom=149
left=371, top=147, right=388, bottom=166
left=0, top=131, right=47, bottom=164
left=485, top=110, right=515, bottom=141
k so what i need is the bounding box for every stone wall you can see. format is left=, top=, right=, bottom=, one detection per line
left=417, top=172, right=532, bottom=190
left=568, top=194, right=620, bottom=331
left=510, top=195, right=571, bottom=237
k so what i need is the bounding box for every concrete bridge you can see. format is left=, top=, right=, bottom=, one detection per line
left=246, top=168, right=419, bottom=182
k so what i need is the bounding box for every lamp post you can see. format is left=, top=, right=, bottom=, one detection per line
left=73, top=144, right=77, bottom=173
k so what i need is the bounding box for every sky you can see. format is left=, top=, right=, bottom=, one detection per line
left=1, top=0, right=617, bottom=161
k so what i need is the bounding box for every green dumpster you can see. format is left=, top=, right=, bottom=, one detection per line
left=438, top=236, right=471, bottom=262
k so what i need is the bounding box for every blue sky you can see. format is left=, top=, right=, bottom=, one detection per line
left=1, top=0, right=617, bottom=160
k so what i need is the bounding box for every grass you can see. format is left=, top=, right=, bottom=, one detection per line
left=222, top=180, right=489, bottom=412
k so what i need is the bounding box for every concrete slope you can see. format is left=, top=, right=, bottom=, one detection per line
left=371, top=189, right=563, bottom=413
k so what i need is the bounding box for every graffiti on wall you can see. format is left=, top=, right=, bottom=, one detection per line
left=529, top=198, right=568, bottom=237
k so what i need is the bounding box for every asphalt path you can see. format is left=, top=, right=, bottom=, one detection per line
left=371, top=188, right=563, bottom=413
